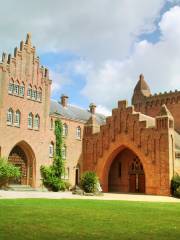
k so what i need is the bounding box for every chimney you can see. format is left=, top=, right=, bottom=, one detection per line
left=89, top=103, right=96, bottom=114
left=61, top=94, right=69, bottom=107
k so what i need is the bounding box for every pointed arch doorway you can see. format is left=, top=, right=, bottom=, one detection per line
left=8, top=141, right=36, bottom=187
left=108, top=148, right=145, bottom=193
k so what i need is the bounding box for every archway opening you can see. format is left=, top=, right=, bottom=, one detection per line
left=108, top=148, right=145, bottom=193
left=8, top=142, right=35, bottom=187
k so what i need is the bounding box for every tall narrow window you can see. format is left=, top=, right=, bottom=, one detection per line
left=27, top=85, right=32, bottom=98
left=32, top=86, right=37, bottom=100
left=63, top=167, right=69, bottom=180
left=34, top=114, right=40, bottom=130
left=7, top=108, right=13, bottom=125
left=37, top=87, right=42, bottom=102
left=28, top=113, right=33, bottom=129
left=49, top=142, right=54, bottom=158
left=62, top=145, right=67, bottom=160
left=19, top=83, right=25, bottom=97
left=63, top=123, right=68, bottom=136
left=14, top=110, right=21, bottom=127
left=14, top=81, right=19, bottom=95
left=76, top=126, right=81, bottom=139
left=50, top=118, right=53, bottom=130
left=8, top=80, right=14, bottom=94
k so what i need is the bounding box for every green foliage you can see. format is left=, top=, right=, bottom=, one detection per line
left=0, top=157, right=21, bottom=187
left=40, top=165, right=66, bottom=192
left=80, top=171, right=98, bottom=193
left=53, top=120, right=64, bottom=178
left=41, top=119, right=65, bottom=191
left=171, top=174, right=180, bottom=198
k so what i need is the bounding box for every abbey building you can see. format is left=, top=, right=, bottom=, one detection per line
left=0, top=34, right=180, bottom=195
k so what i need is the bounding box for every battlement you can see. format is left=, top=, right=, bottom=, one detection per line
left=144, top=89, right=180, bottom=107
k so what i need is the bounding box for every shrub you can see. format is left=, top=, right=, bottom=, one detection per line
left=171, top=174, right=180, bottom=197
left=174, top=186, right=180, bottom=198
left=0, top=157, right=21, bottom=188
left=80, top=171, right=98, bottom=193
left=40, top=166, right=66, bottom=192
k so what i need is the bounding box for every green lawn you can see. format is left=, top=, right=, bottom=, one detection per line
left=0, top=199, right=180, bottom=240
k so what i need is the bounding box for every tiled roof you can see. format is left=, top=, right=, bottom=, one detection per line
left=50, top=100, right=106, bottom=125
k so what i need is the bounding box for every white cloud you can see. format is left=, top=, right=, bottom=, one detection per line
left=80, top=6, right=180, bottom=109
left=49, top=70, right=71, bottom=94
left=0, top=0, right=167, bottom=61
left=96, top=105, right=111, bottom=116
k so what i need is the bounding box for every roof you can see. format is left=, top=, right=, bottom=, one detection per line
left=138, top=113, right=156, bottom=128
left=134, top=74, right=151, bottom=92
left=50, top=100, right=106, bottom=125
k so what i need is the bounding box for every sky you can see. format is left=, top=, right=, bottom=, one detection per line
left=0, top=0, right=180, bottom=115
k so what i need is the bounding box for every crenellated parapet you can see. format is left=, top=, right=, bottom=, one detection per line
left=0, top=33, right=51, bottom=87
left=143, top=90, right=180, bottom=109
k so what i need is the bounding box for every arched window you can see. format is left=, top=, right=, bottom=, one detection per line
left=14, top=81, right=19, bottom=95
left=49, top=142, right=54, bottom=158
left=8, top=79, right=14, bottom=94
left=63, top=167, right=69, bottom=180
left=34, top=114, right=40, bottom=130
left=32, top=86, right=37, bottom=100
left=14, top=110, right=21, bottom=127
left=37, top=87, right=42, bottom=102
left=19, top=82, right=25, bottom=97
left=28, top=113, right=33, bottom=129
left=62, top=145, right=67, bottom=160
left=7, top=108, right=13, bottom=125
left=27, top=84, right=32, bottom=98
left=63, top=123, right=68, bottom=136
left=50, top=118, right=53, bottom=130
left=76, top=126, right=81, bottom=139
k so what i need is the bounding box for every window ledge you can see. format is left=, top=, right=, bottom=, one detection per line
left=76, top=138, right=82, bottom=141
left=34, top=128, right=40, bottom=131
left=7, top=123, right=13, bottom=126
left=8, top=93, right=24, bottom=98
left=27, top=97, right=42, bottom=103
left=14, top=125, right=20, bottom=128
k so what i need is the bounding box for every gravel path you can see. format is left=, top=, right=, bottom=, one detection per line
left=0, top=190, right=180, bottom=202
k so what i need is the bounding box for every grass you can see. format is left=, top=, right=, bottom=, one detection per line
left=0, top=199, right=180, bottom=240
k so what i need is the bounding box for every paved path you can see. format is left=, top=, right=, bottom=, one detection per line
left=0, top=190, right=180, bottom=202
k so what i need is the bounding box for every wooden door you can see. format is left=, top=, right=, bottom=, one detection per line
left=138, top=174, right=145, bottom=193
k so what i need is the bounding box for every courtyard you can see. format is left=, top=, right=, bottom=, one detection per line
left=0, top=197, right=180, bottom=240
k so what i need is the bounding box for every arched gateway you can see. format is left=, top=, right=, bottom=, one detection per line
left=108, top=148, right=145, bottom=193
left=83, top=101, right=174, bottom=196
left=8, top=141, right=36, bottom=187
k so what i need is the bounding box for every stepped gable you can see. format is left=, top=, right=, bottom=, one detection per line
left=0, top=33, right=50, bottom=86
left=83, top=100, right=166, bottom=166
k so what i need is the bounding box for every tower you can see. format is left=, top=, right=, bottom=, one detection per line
left=132, top=74, right=151, bottom=106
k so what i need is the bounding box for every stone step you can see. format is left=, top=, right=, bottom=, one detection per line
left=8, top=184, right=36, bottom=191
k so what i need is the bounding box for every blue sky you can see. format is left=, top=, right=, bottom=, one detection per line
left=1, top=0, right=180, bottom=115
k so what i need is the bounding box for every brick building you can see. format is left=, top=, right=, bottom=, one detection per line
left=0, top=34, right=180, bottom=195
